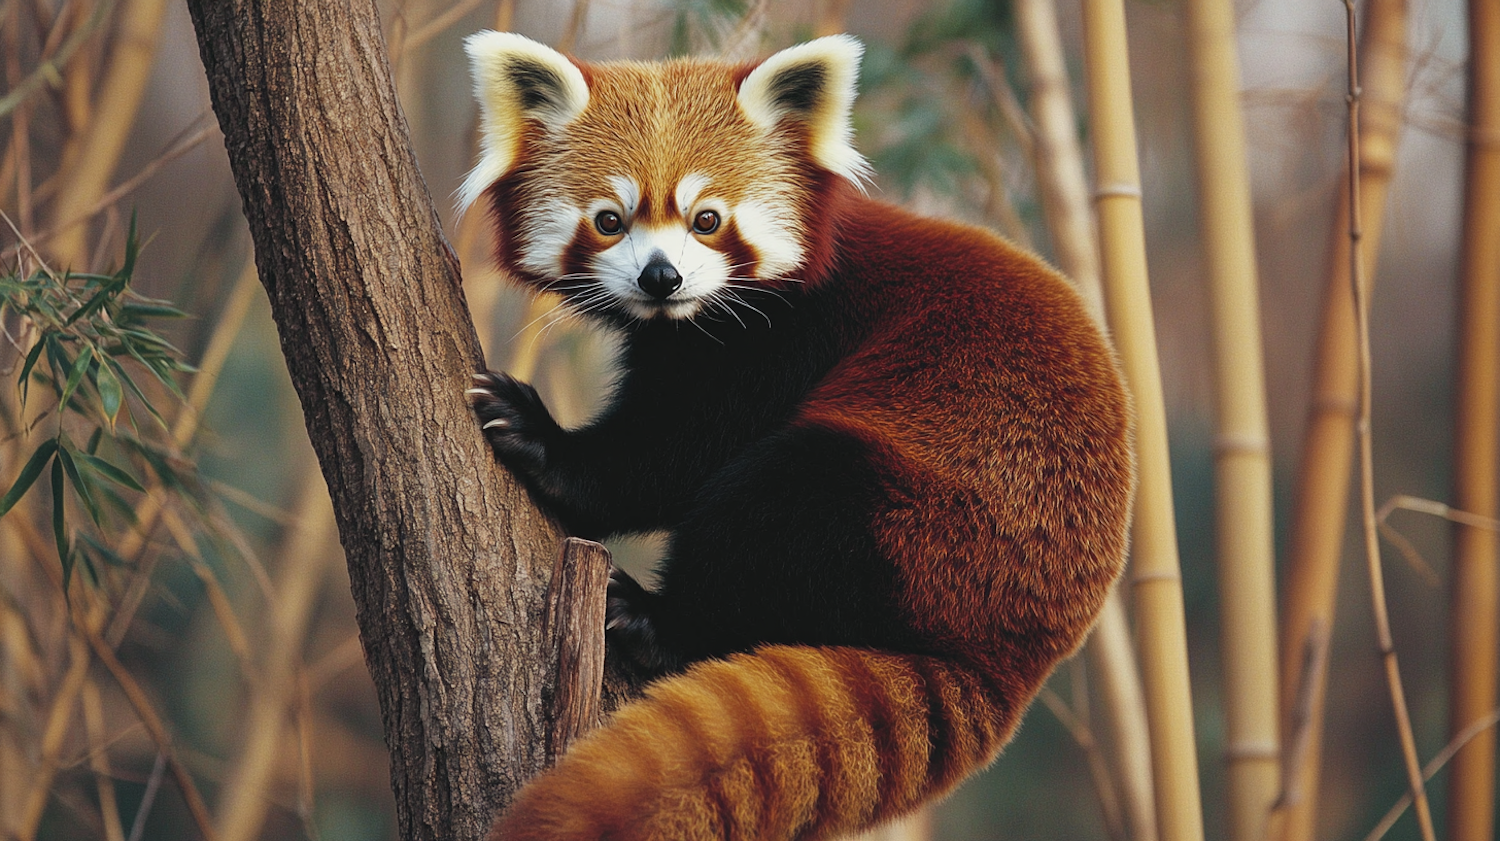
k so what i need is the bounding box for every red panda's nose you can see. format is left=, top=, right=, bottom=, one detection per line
left=638, top=255, right=683, bottom=300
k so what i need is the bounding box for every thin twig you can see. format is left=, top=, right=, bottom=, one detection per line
left=124, top=752, right=166, bottom=841
left=1361, top=709, right=1500, bottom=841
left=0, top=0, right=114, bottom=119
left=29, top=122, right=214, bottom=250
left=402, top=0, right=483, bottom=53
left=558, top=0, right=590, bottom=53
left=1272, top=621, right=1330, bottom=811
left=1343, top=2, right=1435, bottom=839
left=1038, top=687, right=1127, bottom=841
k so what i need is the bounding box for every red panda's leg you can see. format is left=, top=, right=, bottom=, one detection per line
left=615, top=423, right=923, bottom=668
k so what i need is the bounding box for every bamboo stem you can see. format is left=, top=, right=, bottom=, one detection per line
left=215, top=473, right=336, bottom=841
left=1273, top=2, right=1407, bottom=836
left=82, top=679, right=128, bottom=841
left=1446, top=0, right=1500, bottom=836
left=1182, top=2, right=1280, bottom=840
left=1080, top=2, right=1204, bottom=839
left=1012, top=4, right=1155, bottom=837
left=1014, top=0, right=1104, bottom=322
left=1341, top=3, right=1434, bottom=839
left=46, top=0, right=170, bottom=267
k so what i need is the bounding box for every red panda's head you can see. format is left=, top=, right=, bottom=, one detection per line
left=461, top=32, right=868, bottom=323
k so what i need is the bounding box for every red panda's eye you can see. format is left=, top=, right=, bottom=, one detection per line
left=692, top=210, right=720, bottom=235
left=595, top=211, right=624, bottom=236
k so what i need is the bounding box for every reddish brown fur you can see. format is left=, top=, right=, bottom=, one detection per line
left=486, top=199, right=1134, bottom=841
left=469, top=36, right=1135, bottom=841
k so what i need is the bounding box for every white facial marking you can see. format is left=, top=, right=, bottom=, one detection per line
left=591, top=223, right=731, bottom=320
left=675, top=173, right=710, bottom=215
left=517, top=196, right=584, bottom=277
left=733, top=198, right=805, bottom=278
left=608, top=175, right=641, bottom=216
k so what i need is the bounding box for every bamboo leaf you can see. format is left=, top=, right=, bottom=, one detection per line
left=75, top=452, right=146, bottom=492
left=118, top=213, right=139, bottom=280
left=66, top=285, right=119, bottom=326
left=58, top=345, right=95, bottom=413
left=79, top=533, right=128, bottom=569
left=106, top=357, right=166, bottom=428
left=119, top=302, right=189, bottom=321
left=17, top=338, right=44, bottom=404
left=57, top=446, right=102, bottom=527
left=44, top=335, right=70, bottom=391
left=52, top=457, right=72, bottom=590
left=0, top=439, right=58, bottom=516
left=96, top=359, right=123, bottom=425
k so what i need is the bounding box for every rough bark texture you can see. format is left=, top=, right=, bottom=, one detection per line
left=184, top=2, right=564, bottom=839
left=544, top=539, right=610, bottom=757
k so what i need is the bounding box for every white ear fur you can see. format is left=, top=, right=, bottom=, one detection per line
left=737, top=35, right=871, bottom=186
left=458, top=31, right=590, bottom=214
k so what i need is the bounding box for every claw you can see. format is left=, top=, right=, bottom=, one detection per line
left=483, top=418, right=511, bottom=430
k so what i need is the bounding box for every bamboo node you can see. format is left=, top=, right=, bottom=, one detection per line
left=1311, top=393, right=1359, bottom=417
left=1212, top=433, right=1270, bottom=457
left=1130, top=570, right=1182, bottom=586
left=1224, top=740, right=1281, bottom=761
left=1093, top=182, right=1142, bottom=200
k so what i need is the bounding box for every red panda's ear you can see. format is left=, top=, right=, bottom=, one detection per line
left=459, top=31, right=590, bottom=213
left=737, top=35, right=872, bottom=187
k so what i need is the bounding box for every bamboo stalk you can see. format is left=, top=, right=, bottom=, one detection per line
left=16, top=634, right=90, bottom=840
left=215, top=473, right=336, bottom=841
left=46, top=0, right=170, bottom=267
left=1080, top=2, right=1204, bottom=840
left=1013, top=0, right=1104, bottom=321
left=1088, top=591, right=1159, bottom=841
left=1273, top=2, right=1407, bottom=837
left=1011, top=5, right=1155, bottom=837
left=1341, top=2, right=1434, bottom=837
left=82, top=679, right=128, bottom=841
left=1446, top=0, right=1500, bottom=837
left=1182, top=2, right=1279, bottom=840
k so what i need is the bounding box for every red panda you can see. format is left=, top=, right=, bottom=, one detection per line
left=462, top=31, right=1135, bottom=841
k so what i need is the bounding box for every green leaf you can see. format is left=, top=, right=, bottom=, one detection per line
left=75, top=452, right=145, bottom=492
left=52, top=457, right=72, bottom=591
left=79, top=533, right=128, bottom=569
left=95, top=484, right=138, bottom=525
left=118, top=213, right=139, bottom=281
left=44, top=335, right=70, bottom=389
left=119, top=302, right=188, bottom=321
left=66, top=285, right=118, bottom=326
left=106, top=357, right=165, bottom=428
left=57, top=345, right=94, bottom=413
left=95, top=359, right=122, bottom=425
left=0, top=439, right=58, bottom=516
left=85, top=427, right=103, bottom=455
left=17, top=338, right=44, bottom=404
left=57, top=446, right=102, bottom=527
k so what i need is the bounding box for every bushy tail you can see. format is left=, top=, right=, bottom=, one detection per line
left=489, top=645, right=1014, bottom=841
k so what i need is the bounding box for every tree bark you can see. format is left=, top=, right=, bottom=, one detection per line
left=184, top=2, right=564, bottom=839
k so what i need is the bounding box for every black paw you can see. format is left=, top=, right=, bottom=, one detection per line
left=466, top=371, right=560, bottom=477
left=606, top=566, right=680, bottom=674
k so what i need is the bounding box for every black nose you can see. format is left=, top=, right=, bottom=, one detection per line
left=637, top=257, right=682, bottom=300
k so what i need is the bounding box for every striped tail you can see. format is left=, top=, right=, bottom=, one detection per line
left=488, top=645, right=1016, bottom=841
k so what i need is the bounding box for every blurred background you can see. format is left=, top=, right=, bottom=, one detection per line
left=0, top=0, right=1482, bottom=839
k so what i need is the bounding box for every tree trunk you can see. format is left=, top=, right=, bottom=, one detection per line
left=184, top=2, right=564, bottom=839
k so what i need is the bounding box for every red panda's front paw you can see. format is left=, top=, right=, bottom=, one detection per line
left=606, top=566, right=681, bottom=675
left=466, top=371, right=561, bottom=479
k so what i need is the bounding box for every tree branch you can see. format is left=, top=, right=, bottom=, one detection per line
left=183, top=1, right=564, bottom=838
